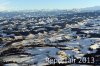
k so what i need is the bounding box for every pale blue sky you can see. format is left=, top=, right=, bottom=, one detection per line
left=0, top=0, right=100, bottom=11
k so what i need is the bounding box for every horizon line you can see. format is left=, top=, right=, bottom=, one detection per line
left=0, top=6, right=100, bottom=12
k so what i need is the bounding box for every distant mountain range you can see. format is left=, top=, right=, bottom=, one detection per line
left=80, top=6, right=100, bottom=12
left=0, top=6, right=100, bottom=13
left=0, top=6, right=100, bottom=17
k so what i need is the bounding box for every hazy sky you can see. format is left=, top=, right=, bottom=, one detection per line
left=0, top=0, right=100, bottom=11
